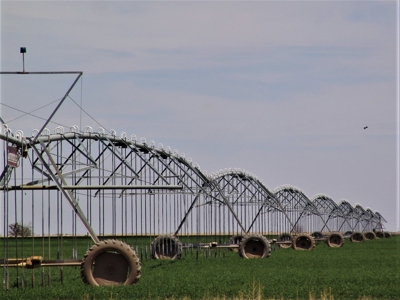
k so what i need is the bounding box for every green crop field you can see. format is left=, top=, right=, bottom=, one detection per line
left=1, top=235, right=399, bottom=299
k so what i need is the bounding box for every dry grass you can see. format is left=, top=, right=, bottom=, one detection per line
left=159, top=281, right=374, bottom=300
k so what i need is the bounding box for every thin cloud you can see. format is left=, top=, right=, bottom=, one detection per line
left=1, top=1, right=397, bottom=230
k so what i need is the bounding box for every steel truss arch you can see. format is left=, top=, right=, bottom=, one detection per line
left=365, top=208, right=380, bottom=232
left=336, top=200, right=365, bottom=233
left=1, top=125, right=259, bottom=246
left=0, top=126, right=211, bottom=240
left=310, top=194, right=351, bottom=233
left=353, top=204, right=377, bottom=232
left=1, top=126, right=388, bottom=240
left=203, top=169, right=294, bottom=236
left=272, top=185, right=331, bottom=234
left=374, top=211, right=387, bottom=231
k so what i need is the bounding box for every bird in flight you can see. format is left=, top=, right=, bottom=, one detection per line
left=364, top=126, right=368, bottom=130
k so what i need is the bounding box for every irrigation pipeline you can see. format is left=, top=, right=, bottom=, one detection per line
left=0, top=129, right=386, bottom=234
left=0, top=72, right=388, bottom=288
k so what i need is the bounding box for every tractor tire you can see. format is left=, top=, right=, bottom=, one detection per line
left=278, top=233, right=293, bottom=249
left=350, top=232, right=365, bottom=242
left=151, top=235, right=182, bottom=260
left=375, top=231, right=385, bottom=239
left=311, top=231, right=324, bottom=239
left=364, top=231, right=376, bottom=240
left=239, top=234, right=271, bottom=259
left=344, top=231, right=353, bottom=237
left=326, top=232, right=344, bottom=248
left=292, top=234, right=315, bottom=251
left=228, top=235, right=244, bottom=252
left=81, top=239, right=141, bottom=286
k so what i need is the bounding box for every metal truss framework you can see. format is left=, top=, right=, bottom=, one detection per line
left=0, top=70, right=387, bottom=246
left=272, top=185, right=332, bottom=234
left=3, top=128, right=287, bottom=241
left=0, top=127, right=387, bottom=242
left=0, top=70, right=391, bottom=291
left=311, top=194, right=352, bottom=233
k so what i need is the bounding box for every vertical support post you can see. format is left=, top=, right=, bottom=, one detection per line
left=20, top=47, right=26, bottom=72
left=212, top=182, right=247, bottom=234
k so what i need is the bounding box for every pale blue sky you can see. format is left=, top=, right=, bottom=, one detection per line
left=1, top=1, right=398, bottom=231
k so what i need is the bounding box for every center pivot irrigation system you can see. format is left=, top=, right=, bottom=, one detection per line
left=1, top=70, right=388, bottom=287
